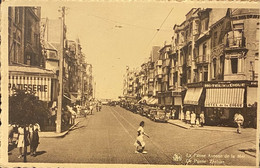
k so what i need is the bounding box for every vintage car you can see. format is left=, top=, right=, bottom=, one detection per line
left=141, top=105, right=156, bottom=118
left=149, top=109, right=171, bottom=122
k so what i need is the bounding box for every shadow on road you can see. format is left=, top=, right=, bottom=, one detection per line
left=70, top=125, right=86, bottom=131
left=36, top=151, right=47, bottom=156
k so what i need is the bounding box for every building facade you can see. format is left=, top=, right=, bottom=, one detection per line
left=123, top=8, right=259, bottom=127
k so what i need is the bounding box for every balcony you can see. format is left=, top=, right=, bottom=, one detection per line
left=162, top=58, right=171, bottom=67
left=225, top=36, right=246, bottom=49
left=196, top=54, right=209, bottom=64
left=156, top=60, right=162, bottom=66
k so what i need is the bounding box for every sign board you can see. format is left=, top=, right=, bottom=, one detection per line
left=9, top=75, right=52, bottom=101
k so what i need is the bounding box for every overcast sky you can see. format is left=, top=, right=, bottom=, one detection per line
left=41, top=2, right=192, bottom=99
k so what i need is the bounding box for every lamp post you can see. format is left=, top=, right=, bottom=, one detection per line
left=56, top=6, right=65, bottom=133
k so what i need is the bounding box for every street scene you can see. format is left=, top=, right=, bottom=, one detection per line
left=9, top=105, right=256, bottom=165
left=4, top=2, right=259, bottom=167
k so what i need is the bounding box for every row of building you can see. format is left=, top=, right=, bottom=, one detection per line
left=123, top=8, right=259, bottom=127
left=8, top=7, right=94, bottom=108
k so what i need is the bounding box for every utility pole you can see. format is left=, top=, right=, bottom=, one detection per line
left=57, top=6, right=65, bottom=133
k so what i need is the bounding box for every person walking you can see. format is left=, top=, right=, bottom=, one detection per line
left=17, top=125, right=29, bottom=158
left=185, top=110, right=191, bottom=124
left=134, top=121, right=149, bottom=154
left=30, top=124, right=40, bottom=157
left=200, top=111, right=205, bottom=127
left=234, top=112, right=244, bottom=134
left=190, top=111, right=196, bottom=127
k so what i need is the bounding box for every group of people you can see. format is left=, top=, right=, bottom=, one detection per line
left=9, top=123, right=40, bottom=158
left=185, top=111, right=205, bottom=127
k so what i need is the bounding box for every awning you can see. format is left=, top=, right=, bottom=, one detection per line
left=247, top=87, right=257, bottom=107
left=70, top=94, right=78, bottom=103
left=205, top=88, right=244, bottom=108
left=63, top=94, right=71, bottom=101
left=138, top=96, right=149, bottom=103
left=184, top=87, right=203, bottom=105
left=147, top=98, right=158, bottom=105
left=151, top=98, right=158, bottom=105
left=146, top=97, right=154, bottom=104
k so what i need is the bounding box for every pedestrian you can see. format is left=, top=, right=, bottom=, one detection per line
left=134, top=121, right=149, bottom=154
left=89, top=103, right=93, bottom=115
left=234, top=112, right=244, bottom=134
left=16, top=125, right=29, bottom=158
left=30, top=124, right=40, bottom=157
left=190, top=111, right=196, bottom=127
left=200, top=111, right=205, bottom=127
left=186, top=110, right=191, bottom=124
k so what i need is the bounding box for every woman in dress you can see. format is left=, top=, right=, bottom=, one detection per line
left=17, top=125, right=29, bottom=158
left=190, top=111, right=196, bottom=127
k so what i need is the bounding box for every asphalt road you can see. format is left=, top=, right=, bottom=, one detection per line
left=9, top=105, right=256, bottom=166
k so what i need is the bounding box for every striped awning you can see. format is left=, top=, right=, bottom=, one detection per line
left=184, top=87, right=203, bottom=105
left=205, top=88, right=245, bottom=108
left=147, top=98, right=158, bottom=105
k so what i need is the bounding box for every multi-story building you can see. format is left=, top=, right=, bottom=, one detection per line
left=8, top=7, right=57, bottom=102
left=122, top=8, right=258, bottom=127
left=182, top=8, right=258, bottom=126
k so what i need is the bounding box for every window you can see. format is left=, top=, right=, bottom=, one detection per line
left=205, top=18, right=209, bottom=31
left=213, top=58, right=217, bottom=78
left=204, top=71, right=208, bottom=81
left=26, top=54, right=31, bottom=65
left=213, top=32, right=218, bottom=47
left=26, top=21, right=32, bottom=42
left=203, top=43, right=207, bottom=60
left=231, top=58, right=238, bottom=74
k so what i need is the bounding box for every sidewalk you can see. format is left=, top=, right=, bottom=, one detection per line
left=168, top=119, right=255, bottom=132
left=39, top=117, right=84, bottom=138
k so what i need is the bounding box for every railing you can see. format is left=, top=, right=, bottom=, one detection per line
left=226, top=36, right=246, bottom=48
left=196, top=54, right=209, bottom=64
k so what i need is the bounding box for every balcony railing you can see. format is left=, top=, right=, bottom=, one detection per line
left=226, top=37, right=246, bottom=49
left=196, top=54, right=209, bottom=64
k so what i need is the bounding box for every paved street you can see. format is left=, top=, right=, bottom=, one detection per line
left=9, top=106, right=256, bottom=166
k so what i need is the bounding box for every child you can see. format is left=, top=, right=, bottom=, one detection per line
left=134, top=121, right=149, bottom=154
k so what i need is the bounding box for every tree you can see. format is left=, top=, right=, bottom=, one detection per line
left=9, top=89, right=49, bottom=162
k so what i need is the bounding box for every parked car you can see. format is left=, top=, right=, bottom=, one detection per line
left=150, top=109, right=170, bottom=122
left=141, top=105, right=155, bottom=118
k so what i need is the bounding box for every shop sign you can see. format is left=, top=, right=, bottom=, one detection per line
left=204, top=83, right=245, bottom=88
left=9, top=75, right=51, bottom=101
left=9, top=84, right=48, bottom=93
left=205, top=103, right=243, bottom=108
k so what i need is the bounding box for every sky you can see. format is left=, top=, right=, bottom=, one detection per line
left=41, top=2, right=192, bottom=99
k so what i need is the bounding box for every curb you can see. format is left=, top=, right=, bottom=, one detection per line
left=168, top=121, right=190, bottom=129
left=39, top=121, right=80, bottom=138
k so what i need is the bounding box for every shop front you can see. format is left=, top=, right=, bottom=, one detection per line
left=9, top=65, right=58, bottom=102
left=203, top=81, right=256, bottom=127
left=183, top=84, right=204, bottom=118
